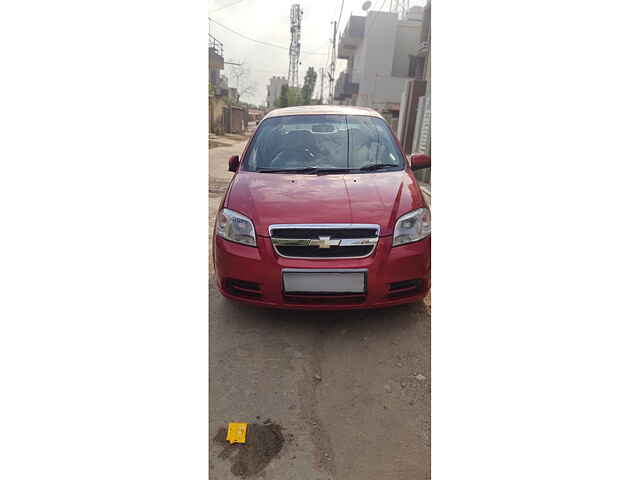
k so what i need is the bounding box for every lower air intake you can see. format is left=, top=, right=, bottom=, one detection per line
left=224, top=279, right=262, bottom=299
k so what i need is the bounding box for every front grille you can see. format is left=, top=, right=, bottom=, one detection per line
left=270, top=228, right=378, bottom=239
left=276, top=245, right=373, bottom=258
left=270, top=224, right=380, bottom=260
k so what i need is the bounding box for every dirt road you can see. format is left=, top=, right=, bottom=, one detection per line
left=210, top=136, right=430, bottom=480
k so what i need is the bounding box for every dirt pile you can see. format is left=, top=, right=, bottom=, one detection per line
left=214, top=422, right=285, bottom=478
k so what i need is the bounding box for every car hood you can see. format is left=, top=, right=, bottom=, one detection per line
left=225, top=170, right=425, bottom=236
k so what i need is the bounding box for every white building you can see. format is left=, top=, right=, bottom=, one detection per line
left=266, top=76, right=288, bottom=109
left=335, top=7, right=423, bottom=117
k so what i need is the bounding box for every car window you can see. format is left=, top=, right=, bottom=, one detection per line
left=242, top=114, right=404, bottom=172
left=347, top=115, right=402, bottom=169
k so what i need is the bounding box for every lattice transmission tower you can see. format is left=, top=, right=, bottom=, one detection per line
left=288, top=4, right=303, bottom=88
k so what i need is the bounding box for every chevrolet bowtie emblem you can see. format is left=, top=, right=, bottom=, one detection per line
left=318, top=236, right=332, bottom=249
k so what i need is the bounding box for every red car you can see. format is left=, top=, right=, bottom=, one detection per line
left=213, top=105, right=430, bottom=310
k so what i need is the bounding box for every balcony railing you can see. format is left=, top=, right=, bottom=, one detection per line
left=209, top=35, right=224, bottom=57
left=416, top=40, right=429, bottom=57
left=209, top=36, right=224, bottom=71
left=337, top=15, right=365, bottom=59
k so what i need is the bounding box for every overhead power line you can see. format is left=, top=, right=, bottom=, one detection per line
left=333, top=0, right=342, bottom=19
left=210, top=18, right=325, bottom=56
left=211, top=0, right=248, bottom=13
left=337, top=0, right=345, bottom=31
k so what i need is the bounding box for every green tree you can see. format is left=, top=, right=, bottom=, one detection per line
left=287, top=87, right=303, bottom=106
left=277, top=84, right=289, bottom=108
left=301, top=67, right=318, bottom=105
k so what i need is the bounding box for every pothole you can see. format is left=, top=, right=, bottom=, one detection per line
left=214, top=422, right=285, bottom=478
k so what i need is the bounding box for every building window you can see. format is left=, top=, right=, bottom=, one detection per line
left=408, top=55, right=418, bottom=78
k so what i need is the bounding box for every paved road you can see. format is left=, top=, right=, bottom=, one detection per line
left=210, top=137, right=430, bottom=480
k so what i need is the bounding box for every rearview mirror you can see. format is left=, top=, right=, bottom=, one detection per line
left=228, top=155, right=240, bottom=172
left=311, top=124, right=336, bottom=133
left=410, top=153, right=430, bottom=170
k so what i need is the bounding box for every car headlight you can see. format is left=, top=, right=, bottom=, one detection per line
left=215, top=208, right=257, bottom=247
left=392, top=207, right=431, bottom=246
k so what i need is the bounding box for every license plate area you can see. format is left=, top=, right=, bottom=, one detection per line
left=282, top=269, right=367, bottom=294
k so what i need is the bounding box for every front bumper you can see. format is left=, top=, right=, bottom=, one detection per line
left=213, top=234, right=430, bottom=310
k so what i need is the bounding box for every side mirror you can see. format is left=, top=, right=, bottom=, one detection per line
left=409, top=153, right=430, bottom=170
left=228, top=155, right=240, bottom=172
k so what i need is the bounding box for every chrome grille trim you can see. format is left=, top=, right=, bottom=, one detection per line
left=269, top=223, right=380, bottom=232
left=269, top=224, right=380, bottom=259
left=271, top=237, right=378, bottom=247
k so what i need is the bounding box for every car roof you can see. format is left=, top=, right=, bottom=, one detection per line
left=263, top=105, right=384, bottom=121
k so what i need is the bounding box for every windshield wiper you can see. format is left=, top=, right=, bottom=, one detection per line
left=358, top=163, right=399, bottom=171
left=257, top=167, right=320, bottom=173
left=257, top=167, right=353, bottom=175
left=315, top=168, right=353, bottom=175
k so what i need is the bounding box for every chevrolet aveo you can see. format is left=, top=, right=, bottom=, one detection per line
left=213, top=105, right=430, bottom=310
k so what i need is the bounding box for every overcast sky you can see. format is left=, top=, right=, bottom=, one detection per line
left=209, top=0, right=425, bottom=105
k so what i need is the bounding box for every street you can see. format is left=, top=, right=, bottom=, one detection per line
left=210, top=134, right=430, bottom=480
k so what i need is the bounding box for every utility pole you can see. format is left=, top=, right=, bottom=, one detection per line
left=328, top=21, right=337, bottom=104
left=319, top=67, right=325, bottom=104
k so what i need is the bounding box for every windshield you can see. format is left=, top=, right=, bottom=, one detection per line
left=242, top=114, right=405, bottom=173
